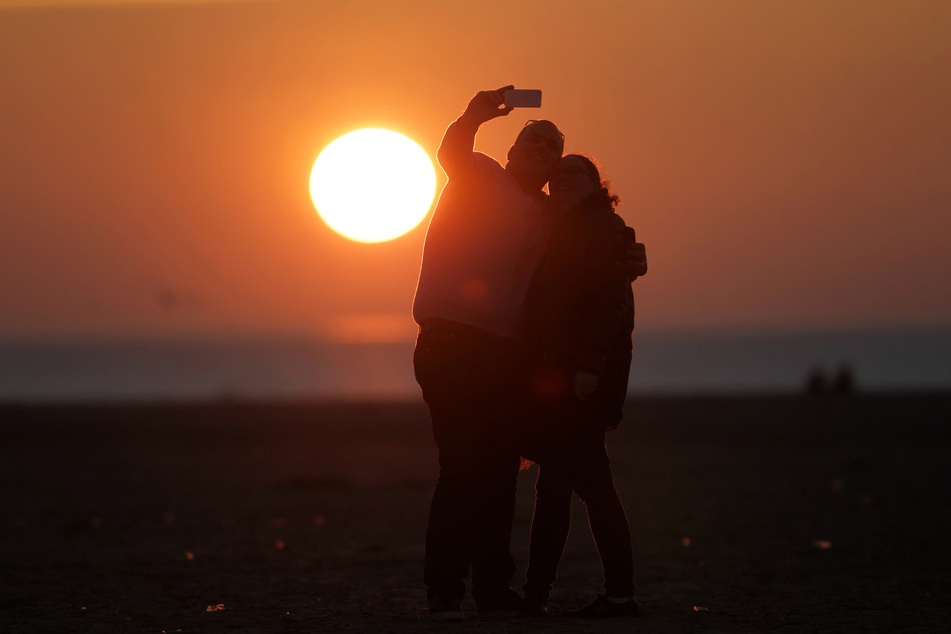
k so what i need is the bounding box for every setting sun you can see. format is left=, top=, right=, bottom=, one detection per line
left=309, top=129, right=436, bottom=243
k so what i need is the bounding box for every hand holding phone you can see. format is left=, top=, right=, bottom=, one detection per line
left=504, top=89, right=542, bottom=108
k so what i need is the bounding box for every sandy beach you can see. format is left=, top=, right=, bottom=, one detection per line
left=1, top=393, right=949, bottom=633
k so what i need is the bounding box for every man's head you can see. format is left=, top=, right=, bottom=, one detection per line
left=505, top=119, right=564, bottom=193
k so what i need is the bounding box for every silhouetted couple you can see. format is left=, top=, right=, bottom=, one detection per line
left=413, top=86, right=647, bottom=621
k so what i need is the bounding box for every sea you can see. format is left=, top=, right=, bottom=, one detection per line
left=0, top=327, right=948, bottom=403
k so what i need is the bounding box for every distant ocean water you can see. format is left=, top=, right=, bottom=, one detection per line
left=0, top=328, right=948, bottom=403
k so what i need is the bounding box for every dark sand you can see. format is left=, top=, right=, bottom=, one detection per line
left=1, top=394, right=949, bottom=633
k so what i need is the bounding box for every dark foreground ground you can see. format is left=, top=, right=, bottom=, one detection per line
left=1, top=393, right=949, bottom=633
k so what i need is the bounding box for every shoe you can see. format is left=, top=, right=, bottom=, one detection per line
left=428, top=597, right=465, bottom=622
left=565, top=594, right=639, bottom=618
left=519, top=591, right=549, bottom=617
left=475, top=587, right=522, bottom=614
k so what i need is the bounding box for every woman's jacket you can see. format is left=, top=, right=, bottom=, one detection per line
left=523, top=190, right=635, bottom=430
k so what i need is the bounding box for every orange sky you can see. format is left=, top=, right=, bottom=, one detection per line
left=2, top=0, right=949, bottom=341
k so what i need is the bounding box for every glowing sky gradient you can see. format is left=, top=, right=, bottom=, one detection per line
left=2, top=0, right=949, bottom=341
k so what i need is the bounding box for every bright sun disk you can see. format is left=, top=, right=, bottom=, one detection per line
left=309, top=128, right=436, bottom=243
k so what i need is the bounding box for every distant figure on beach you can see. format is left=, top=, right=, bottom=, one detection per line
left=805, top=364, right=856, bottom=395
left=412, top=86, right=647, bottom=621
left=518, top=155, right=639, bottom=618
left=834, top=364, right=855, bottom=394
left=806, top=365, right=829, bottom=395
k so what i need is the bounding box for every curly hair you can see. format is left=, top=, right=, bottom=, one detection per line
left=564, top=154, right=620, bottom=207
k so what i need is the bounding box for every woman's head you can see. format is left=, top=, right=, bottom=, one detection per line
left=548, top=154, right=618, bottom=211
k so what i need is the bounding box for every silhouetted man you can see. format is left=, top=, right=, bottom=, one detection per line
left=413, top=86, right=646, bottom=621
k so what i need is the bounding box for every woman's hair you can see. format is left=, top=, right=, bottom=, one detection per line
left=564, top=154, right=620, bottom=206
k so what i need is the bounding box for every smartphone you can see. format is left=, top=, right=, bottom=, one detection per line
left=504, top=89, right=542, bottom=108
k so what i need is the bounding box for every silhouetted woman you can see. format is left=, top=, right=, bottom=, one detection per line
left=519, top=154, right=638, bottom=618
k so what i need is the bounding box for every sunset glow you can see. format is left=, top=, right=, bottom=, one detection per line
left=309, top=129, right=436, bottom=244
left=1, top=0, right=949, bottom=339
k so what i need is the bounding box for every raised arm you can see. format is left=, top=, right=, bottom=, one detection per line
left=436, top=85, right=514, bottom=179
